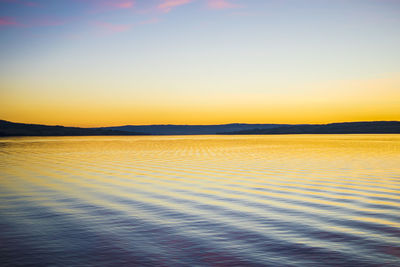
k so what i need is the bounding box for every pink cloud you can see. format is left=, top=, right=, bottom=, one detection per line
left=0, top=16, right=19, bottom=26
left=157, top=0, right=193, bottom=13
left=95, top=0, right=135, bottom=12
left=23, top=1, right=38, bottom=6
left=207, top=0, right=241, bottom=10
left=95, top=21, right=132, bottom=33
left=85, top=0, right=135, bottom=13
left=103, top=0, right=134, bottom=9
left=0, top=16, right=69, bottom=28
left=0, top=0, right=39, bottom=7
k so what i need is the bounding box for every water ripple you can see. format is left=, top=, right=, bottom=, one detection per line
left=0, top=135, right=399, bottom=266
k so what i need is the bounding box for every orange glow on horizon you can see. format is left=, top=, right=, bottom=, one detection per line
left=1, top=74, right=399, bottom=127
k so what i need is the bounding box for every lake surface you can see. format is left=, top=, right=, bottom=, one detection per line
left=0, top=135, right=399, bottom=266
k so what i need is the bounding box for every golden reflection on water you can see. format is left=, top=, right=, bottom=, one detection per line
left=0, top=135, right=399, bottom=266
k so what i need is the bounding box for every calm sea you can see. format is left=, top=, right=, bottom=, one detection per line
left=0, top=135, right=399, bottom=266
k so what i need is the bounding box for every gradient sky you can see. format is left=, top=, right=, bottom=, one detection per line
left=0, top=0, right=399, bottom=126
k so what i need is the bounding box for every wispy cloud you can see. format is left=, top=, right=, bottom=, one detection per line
left=0, top=16, right=20, bottom=26
left=0, top=16, right=69, bottom=28
left=157, top=0, right=193, bottom=13
left=102, top=0, right=134, bottom=9
left=1, top=0, right=245, bottom=33
left=0, top=0, right=39, bottom=7
left=207, top=0, right=241, bottom=10
left=86, top=0, right=135, bottom=13
left=95, top=21, right=132, bottom=33
left=23, top=1, right=37, bottom=6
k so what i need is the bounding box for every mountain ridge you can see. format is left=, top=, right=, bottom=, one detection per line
left=0, top=120, right=146, bottom=136
left=97, top=123, right=288, bottom=135
left=219, top=121, right=400, bottom=135
left=1, top=120, right=400, bottom=136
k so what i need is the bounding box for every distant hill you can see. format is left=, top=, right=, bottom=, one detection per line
left=98, top=124, right=287, bottom=135
left=220, top=121, right=400, bottom=135
left=0, top=120, right=146, bottom=136
left=2, top=120, right=399, bottom=136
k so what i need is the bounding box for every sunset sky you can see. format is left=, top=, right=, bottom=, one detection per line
left=0, top=0, right=399, bottom=127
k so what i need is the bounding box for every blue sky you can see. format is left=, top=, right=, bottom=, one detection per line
left=1, top=0, right=400, bottom=126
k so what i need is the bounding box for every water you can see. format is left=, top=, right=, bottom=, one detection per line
left=0, top=135, right=399, bottom=266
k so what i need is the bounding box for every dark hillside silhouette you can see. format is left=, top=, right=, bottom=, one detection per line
left=98, top=124, right=287, bottom=135
left=1, top=120, right=399, bottom=136
left=0, top=120, right=146, bottom=136
left=220, top=121, right=400, bottom=135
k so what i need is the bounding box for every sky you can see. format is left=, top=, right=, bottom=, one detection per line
left=0, top=0, right=399, bottom=127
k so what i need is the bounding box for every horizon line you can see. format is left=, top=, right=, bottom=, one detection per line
left=2, top=119, right=400, bottom=129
